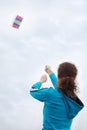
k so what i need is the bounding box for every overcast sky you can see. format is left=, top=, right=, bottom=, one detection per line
left=0, top=0, right=87, bottom=130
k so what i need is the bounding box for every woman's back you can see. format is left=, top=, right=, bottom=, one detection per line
left=43, top=87, right=72, bottom=130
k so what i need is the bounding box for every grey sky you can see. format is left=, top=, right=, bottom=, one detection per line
left=0, top=0, right=87, bottom=130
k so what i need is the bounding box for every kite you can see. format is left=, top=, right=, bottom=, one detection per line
left=12, top=15, right=23, bottom=29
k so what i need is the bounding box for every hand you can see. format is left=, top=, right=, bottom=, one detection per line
left=40, top=74, right=47, bottom=83
left=45, top=65, right=53, bottom=75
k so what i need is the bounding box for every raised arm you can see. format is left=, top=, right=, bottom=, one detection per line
left=30, top=75, right=49, bottom=102
left=45, top=65, right=58, bottom=88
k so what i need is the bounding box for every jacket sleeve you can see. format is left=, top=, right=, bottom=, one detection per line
left=30, top=82, right=49, bottom=102
left=49, top=73, right=58, bottom=88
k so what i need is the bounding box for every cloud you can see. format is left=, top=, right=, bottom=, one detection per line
left=0, top=0, right=87, bottom=130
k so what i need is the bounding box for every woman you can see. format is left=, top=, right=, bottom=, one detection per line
left=30, top=62, right=84, bottom=130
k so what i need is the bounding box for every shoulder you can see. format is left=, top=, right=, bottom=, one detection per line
left=46, top=87, right=63, bottom=98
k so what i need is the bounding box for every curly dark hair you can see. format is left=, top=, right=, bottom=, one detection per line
left=58, top=62, right=78, bottom=97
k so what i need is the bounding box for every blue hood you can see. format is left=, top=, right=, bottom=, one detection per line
left=63, top=94, right=84, bottom=119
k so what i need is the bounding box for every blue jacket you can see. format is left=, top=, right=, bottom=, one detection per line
left=30, top=73, right=84, bottom=130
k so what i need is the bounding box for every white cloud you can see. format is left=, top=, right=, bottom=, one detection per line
left=0, top=0, right=87, bottom=130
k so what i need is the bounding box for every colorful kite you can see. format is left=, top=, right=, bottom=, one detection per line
left=12, top=15, right=23, bottom=29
